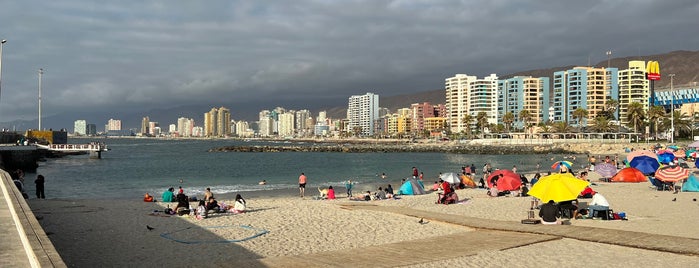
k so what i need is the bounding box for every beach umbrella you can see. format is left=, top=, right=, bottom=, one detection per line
left=440, top=172, right=462, bottom=185
left=655, top=165, right=689, bottom=182
left=626, top=150, right=658, bottom=162
left=686, top=149, right=697, bottom=158
left=610, top=167, right=647, bottom=183
left=459, top=174, right=477, bottom=188
left=673, top=149, right=686, bottom=158
left=594, top=163, right=618, bottom=178
left=689, top=140, right=699, bottom=148
left=668, top=145, right=679, bottom=150
left=487, top=170, right=521, bottom=191
left=551, top=161, right=573, bottom=171
left=657, top=152, right=675, bottom=164
left=695, top=158, right=699, bottom=168
left=629, top=155, right=660, bottom=175
left=527, top=173, right=589, bottom=203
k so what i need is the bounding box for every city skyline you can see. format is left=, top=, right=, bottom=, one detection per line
left=1, top=1, right=698, bottom=131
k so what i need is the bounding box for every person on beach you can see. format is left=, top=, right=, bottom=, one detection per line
left=162, top=187, right=175, bottom=202
left=470, top=164, right=476, bottom=176
left=174, top=190, right=190, bottom=214
left=35, top=174, right=45, bottom=199
left=375, top=187, right=386, bottom=200
left=419, top=172, right=424, bottom=181
left=512, top=165, right=517, bottom=173
left=432, top=181, right=440, bottom=191
left=386, top=184, right=394, bottom=196
left=345, top=179, right=355, bottom=197
left=196, top=200, right=207, bottom=220
left=143, top=192, right=154, bottom=202
left=412, top=167, right=419, bottom=178
left=204, top=187, right=215, bottom=202
left=381, top=173, right=387, bottom=179
left=230, top=194, right=246, bottom=213
left=327, top=186, right=336, bottom=200
left=539, top=200, right=561, bottom=224
left=299, top=172, right=307, bottom=197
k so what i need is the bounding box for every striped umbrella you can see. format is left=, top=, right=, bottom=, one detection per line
left=655, top=165, right=689, bottom=182
left=673, top=150, right=686, bottom=158
left=595, top=163, right=618, bottom=178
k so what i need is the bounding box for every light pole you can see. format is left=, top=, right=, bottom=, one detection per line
left=670, top=73, right=675, bottom=144
left=0, top=39, right=6, bottom=122
left=38, top=68, right=43, bottom=130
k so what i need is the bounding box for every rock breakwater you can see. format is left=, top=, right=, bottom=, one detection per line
left=208, top=143, right=576, bottom=154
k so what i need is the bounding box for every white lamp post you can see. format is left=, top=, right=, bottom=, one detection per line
left=0, top=39, right=6, bottom=121
left=670, top=73, right=675, bottom=144
left=38, top=68, right=43, bottom=130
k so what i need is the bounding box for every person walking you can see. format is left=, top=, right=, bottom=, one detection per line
left=298, top=172, right=307, bottom=197
left=35, top=174, right=45, bottom=199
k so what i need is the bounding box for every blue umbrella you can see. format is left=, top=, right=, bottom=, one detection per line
left=695, top=158, right=699, bottom=169
left=630, top=155, right=660, bottom=175
left=657, top=152, right=675, bottom=164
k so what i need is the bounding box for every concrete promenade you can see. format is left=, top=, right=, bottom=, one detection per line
left=0, top=170, right=65, bottom=267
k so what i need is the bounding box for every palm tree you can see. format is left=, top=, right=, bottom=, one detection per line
left=502, top=112, right=515, bottom=132
left=590, top=116, right=614, bottom=133
left=462, top=114, right=474, bottom=138
left=572, top=108, right=589, bottom=130
left=626, top=102, right=646, bottom=133
left=552, top=121, right=574, bottom=133
left=519, top=109, right=533, bottom=132
left=476, top=112, right=489, bottom=137
left=605, top=99, right=619, bottom=120
left=646, top=106, right=665, bottom=140
left=662, top=110, right=691, bottom=140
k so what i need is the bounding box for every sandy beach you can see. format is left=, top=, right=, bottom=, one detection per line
left=27, top=167, right=699, bottom=268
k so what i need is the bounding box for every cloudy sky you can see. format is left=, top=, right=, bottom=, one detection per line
left=1, top=0, right=698, bottom=129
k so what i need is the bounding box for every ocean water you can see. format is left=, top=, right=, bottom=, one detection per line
left=24, top=138, right=587, bottom=200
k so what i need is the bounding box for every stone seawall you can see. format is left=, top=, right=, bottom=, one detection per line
left=209, top=142, right=634, bottom=155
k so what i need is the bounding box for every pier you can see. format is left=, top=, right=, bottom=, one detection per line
left=35, top=143, right=109, bottom=159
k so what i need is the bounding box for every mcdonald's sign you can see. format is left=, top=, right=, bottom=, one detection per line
left=646, top=61, right=661, bottom=80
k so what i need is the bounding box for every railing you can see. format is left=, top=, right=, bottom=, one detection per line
left=38, top=143, right=108, bottom=152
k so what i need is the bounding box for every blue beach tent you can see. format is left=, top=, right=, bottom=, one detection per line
left=682, top=175, right=699, bottom=192
left=398, top=178, right=426, bottom=195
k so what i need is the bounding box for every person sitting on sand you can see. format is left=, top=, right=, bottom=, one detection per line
left=539, top=200, right=561, bottom=224
left=350, top=191, right=372, bottom=201
left=327, top=186, right=336, bottom=200
left=232, top=194, right=246, bottom=214
left=143, top=192, right=155, bottom=202
left=431, top=181, right=440, bottom=191
left=386, top=184, right=394, bottom=196
left=375, top=187, right=386, bottom=200
left=161, top=187, right=175, bottom=202
left=173, top=190, right=190, bottom=214
left=206, top=197, right=220, bottom=212
left=204, top=187, right=215, bottom=202
left=488, top=184, right=499, bottom=197
left=196, top=200, right=207, bottom=220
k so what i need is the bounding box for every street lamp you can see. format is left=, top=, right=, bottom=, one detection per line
left=670, top=73, right=675, bottom=144
left=0, top=39, right=6, bottom=120
left=38, top=68, right=43, bottom=130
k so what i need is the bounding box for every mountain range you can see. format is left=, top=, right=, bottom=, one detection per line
left=6, top=50, right=699, bottom=131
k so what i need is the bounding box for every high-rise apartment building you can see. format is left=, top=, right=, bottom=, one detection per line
left=141, top=116, right=150, bottom=135
left=347, top=92, right=379, bottom=136
left=107, top=119, right=121, bottom=131
left=204, top=108, right=218, bottom=137
left=295, top=110, right=311, bottom=134
left=74, top=120, right=87, bottom=136
left=497, top=76, right=550, bottom=128
left=445, top=74, right=476, bottom=133
left=618, top=61, right=650, bottom=127
left=553, top=67, right=618, bottom=126
left=177, top=117, right=195, bottom=137
left=216, top=107, right=231, bottom=137
left=278, top=112, right=295, bottom=137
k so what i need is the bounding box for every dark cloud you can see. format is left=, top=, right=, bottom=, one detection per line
left=1, top=0, right=698, bottom=129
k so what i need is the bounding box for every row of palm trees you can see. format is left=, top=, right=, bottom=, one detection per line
left=457, top=100, right=694, bottom=141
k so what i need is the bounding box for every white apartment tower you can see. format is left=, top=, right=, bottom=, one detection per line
left=445, top=74, right=476, bottom=133
left=347, top=92, right=379, bottom=136
left=107, top=119, right=121, bottom=131
left=618, top=61, right=650, bottom=127
left=278, top=112, right=295, bottom=137
left=74, top=120, right=87, bottom=136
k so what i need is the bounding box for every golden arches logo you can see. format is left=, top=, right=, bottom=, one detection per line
left=646, top=61, right=661, bottom=80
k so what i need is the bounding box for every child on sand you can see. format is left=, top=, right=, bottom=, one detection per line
left=196, top=200, right=207, bottom=220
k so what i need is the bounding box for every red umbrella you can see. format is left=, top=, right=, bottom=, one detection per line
left=610, top=167, right=647, bottom=183
left=655, top=165, right=689, bottom=182
left=487, top=170, right=522, bottom=191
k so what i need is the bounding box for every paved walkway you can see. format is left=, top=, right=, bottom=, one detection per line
left=229, top=203, right=699, bottom=267
left=0, top=171, right=65, bottom=267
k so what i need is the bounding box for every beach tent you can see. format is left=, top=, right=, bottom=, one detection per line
left=398, top=178, right=426, bottom=195
left=610, top=167, right=647, bottom=183
left=682, top=175, right=699, bottom=192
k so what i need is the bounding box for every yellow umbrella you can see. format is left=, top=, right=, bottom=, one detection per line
left=528, top=173, right=589, bottom=202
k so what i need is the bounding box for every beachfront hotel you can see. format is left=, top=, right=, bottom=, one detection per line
left=552, top=66, right=619, bottom=126
left=497, top=76, right=550, bottom=129
left=618, top=60, right=650, bottom=126
left=445, top=74, right=498, bottom=133
left=347, top=92, right=379, bottom=136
